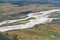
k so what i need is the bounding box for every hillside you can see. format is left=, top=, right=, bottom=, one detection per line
left=0, top=24, right=60, bottom=40
left=0, top=3, right=58, bottom=21
left=0, top=3, right=60, bottom=40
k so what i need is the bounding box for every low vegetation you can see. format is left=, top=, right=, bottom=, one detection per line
left=0, top=24, right=60, bottom=40
left=0, top=3, right=60, bottom=40
left=27, top=17, right=36, bottom=20
left=48, top=12, right=60, bottom=18
left=2, top=20, right=30, bottom=26
left=51, top=19, right=60, bottom=24
left=0, top=3, right=58, bottom=22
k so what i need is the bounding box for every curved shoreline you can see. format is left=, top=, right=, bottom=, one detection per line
left=0, top=9, right=60, bottom=32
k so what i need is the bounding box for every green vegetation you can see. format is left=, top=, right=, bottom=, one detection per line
left=2, top=20, right=30, bottom=26
left=0, top=24, right=60, bottom=40
left=0, top=4, right=58, bottom=21
left=0, top=4, right=60, bottom=40
left=0, top=32, right=18, bottom=40
left=27, top=17, right=36, bottom=20
left=48, top=12, right=60, bottom=18
left=51, top=19, right=60, bottom=24
left=0, top=33, right=9, bottom=40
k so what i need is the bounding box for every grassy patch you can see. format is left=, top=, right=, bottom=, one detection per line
left=51, top=19, right=60, bottom=24
left=48, top=12, right=60, bottom=18
left=2, top=20, right=30, bottom=26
